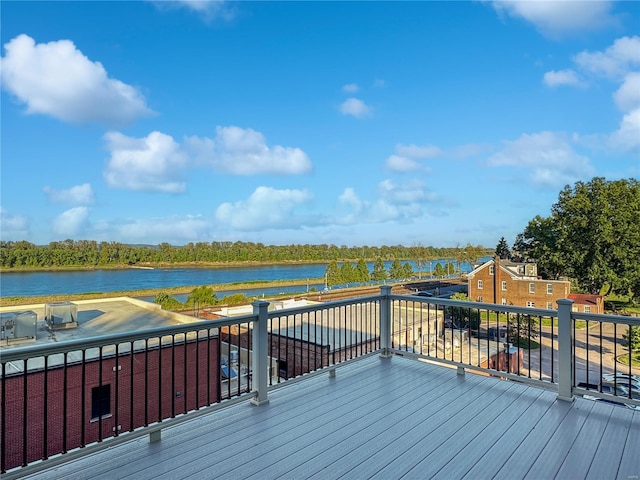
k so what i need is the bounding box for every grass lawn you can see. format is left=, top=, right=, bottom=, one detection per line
left=617, top=352, right=640, bottom=368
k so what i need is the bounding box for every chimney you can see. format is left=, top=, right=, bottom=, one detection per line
left=494, top=256, right=500, bottom=304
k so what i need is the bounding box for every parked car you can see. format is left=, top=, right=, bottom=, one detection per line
left=414, top=291, right=434, bottom=297
left=601, top=373, right=640, bottom=392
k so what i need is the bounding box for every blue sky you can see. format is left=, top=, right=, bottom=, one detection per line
left=1, top=1, right=639, bottom=248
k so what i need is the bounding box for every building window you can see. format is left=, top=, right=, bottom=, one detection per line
left=526, top=301, right=535, bottom=308
left=584, top=306, right=591, bottom=313
left=477, top=296, right=483, bottom=302
left=477, top=280, right=483, bottom=289
left=501, top=281, right=507, bottom=291
left=529, top=283, right=535, bottom=293
left=489, top=265, right=495, bottom=275
left=546, top=302, right=553, bottom=310
left=546, top=284, right=553, bottom=294
left=91, top=384, right=111, bottom=420
left=501, top=298, right=507, bottom=305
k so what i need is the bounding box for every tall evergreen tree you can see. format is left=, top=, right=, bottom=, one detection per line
left=371, top=258, right=388, bottom=281
left=495, top=237, right=511, bottom=259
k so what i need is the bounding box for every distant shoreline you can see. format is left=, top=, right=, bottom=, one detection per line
left=0, top=260, right=334, bottom=274
left=0, top=278, right=325, bottom=307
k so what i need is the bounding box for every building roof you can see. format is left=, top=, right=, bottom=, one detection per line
left=567, top=293, right=603, bottom=305
left=0, top=297, right=203, bottom=373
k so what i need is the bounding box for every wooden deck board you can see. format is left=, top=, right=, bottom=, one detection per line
left=21, top=355, right=640, bottom=480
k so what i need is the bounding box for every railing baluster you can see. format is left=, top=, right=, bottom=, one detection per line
left=130, top=341, right=134, bottom=431
left=62, top=352, right=68, bottom=453
left=22, top=359, right=27, bottom=467
left=81, top=350, right=86, bottom=447
left=1, top=361, right=6, bottom=474
left=114, top=344, right=119, bottom=437
left=43, top=355, right=48, bottom=460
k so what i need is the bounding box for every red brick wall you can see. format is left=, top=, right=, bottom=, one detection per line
left=1, top=337, right=219, bottom=471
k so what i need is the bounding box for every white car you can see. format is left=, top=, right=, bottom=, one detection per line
left=602, top=374, right=640, bottom=392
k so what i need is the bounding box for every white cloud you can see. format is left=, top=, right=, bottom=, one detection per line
left=186, top=126, right=312, bottom=175
left=150, top=0, right=235, bottom=21
left=43, top=183, right=95, bottom=206
left=342, top=83, right=359, bottom=93
left=491, top=1, right=616, bottom=38
left=377, top=179, right=433, bottom=205
left=335, top=180, right=445, bottom=227
left=574, top=36, right=640, bottom=79
left=0, top=34, right=152, bottom=126
left=613, top=72, right=640, bottom=112
left=395, top=143, right=443, bottom=159
left=488, top=131, right=595, bottom=188
left=386, top=155, right=421, bottom=172
left=609, top=108, right=640, bottom=151
left=215, top=186, right=313, bottom=230
left=104, top=131, right=188, bottom=193
left=0, top=208, right=29, bottom=239
left=386, top=143, right=441, bottom=172
left=543, top=69, right=585, bottom=88
left=338, top=188, right=363, bottom=213
left=113, top=215, right=213, bottom=243
left=339, top=98, right=372, bottom=119
left=53, top=207, right=90, bottom=237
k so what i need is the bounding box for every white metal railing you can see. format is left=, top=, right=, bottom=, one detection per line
left=1, top=287, right=638, bottom=478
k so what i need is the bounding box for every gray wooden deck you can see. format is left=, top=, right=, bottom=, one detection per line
left=25, top=355, right=639, bottom=480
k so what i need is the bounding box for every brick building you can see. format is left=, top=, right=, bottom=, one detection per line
left=567, top=293, right=604, bottom=314
left=467, top=257, right=570, bottom=309
left=0, top=298, right=225, bottom=471
left=2, top=338, right=221, bottom=470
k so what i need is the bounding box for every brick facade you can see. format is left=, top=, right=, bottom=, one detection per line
left=468, top=257, right=570, bottom=309
left=1, top=337, right=220, bottom=471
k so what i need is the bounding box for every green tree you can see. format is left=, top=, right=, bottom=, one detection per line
left=153, top=292, right=183, bottom=310
left=401, top=262, right=414, bottom=279
left=495, top=237, right=511, bottom=259
left=325, top=261, right=341, bottom=288
left=433, top=263, right=445, bottom=278
left=371, top=258, right=388, bottom=282
left=507, top=313, right=539, bottom=349
left=340, top=262, right=356, bottom=286
left=447, top=292, right=480, bottom=330
left=622, top=326, right=640, bottom=352
left=355, top=259, right=371, bottom=284
left=515, top=178, right=640, bottom=298
left=389, top=259, right=403, bottom=280
left=187, top=286, right=218, bottom=316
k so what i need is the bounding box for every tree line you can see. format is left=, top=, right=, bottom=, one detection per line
left=0, top=240, right=490, bottom=270
left=324, top=258, right=459, bottom=288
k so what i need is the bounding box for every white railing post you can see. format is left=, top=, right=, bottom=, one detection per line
left=380, top=285, right=392, bottom=358
left=251, top=301, right=270, bottom=406
left=556, top=298, right=574, bottom=402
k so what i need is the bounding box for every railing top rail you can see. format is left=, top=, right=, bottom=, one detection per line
left=0, top=313, right=258, bottom=363
left=570, top=311, right=640, bottom=326
left=266, top=294, right=382, bottom=319
left=391, top=294, right=558, bottom=317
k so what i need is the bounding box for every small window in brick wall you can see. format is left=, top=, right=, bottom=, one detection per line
left=529, top=283, right=535, bottom=293
left=91, top=384, right=111, bottom=420
left=478, top=279, right=483, bottom=289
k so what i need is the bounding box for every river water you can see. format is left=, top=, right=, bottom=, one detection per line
left=0, top=259, right=484, bottom=298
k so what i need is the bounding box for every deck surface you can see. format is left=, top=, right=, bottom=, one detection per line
left=24, top=355, right=640, bottom=480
